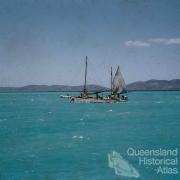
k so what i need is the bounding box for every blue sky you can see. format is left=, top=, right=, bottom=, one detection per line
left=0, top=0, right=180, bottom=87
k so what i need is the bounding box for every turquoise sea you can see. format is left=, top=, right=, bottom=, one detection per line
left=0, top=92, right=180, bottom=180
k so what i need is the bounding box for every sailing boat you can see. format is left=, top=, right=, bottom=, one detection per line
left=112, top=66, right=128, bottom=96
left=69, top=56, right=128, bottom=103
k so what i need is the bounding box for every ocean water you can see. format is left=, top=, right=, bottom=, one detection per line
left=0, top=92, right=180, bottom=180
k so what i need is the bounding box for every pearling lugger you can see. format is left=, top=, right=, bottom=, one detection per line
left=60, top=56, right=128, bottom=103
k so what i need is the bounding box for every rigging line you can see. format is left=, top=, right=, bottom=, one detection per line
left=85, top=57, right=99, bottom=85
left=69, top=59, right=84, bottom=86
left=88, top=64, right=102, bottom=86
left=86, top=57, right=108, bottom=87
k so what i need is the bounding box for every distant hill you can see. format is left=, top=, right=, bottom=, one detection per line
left=0, top=79, right=180, bottom=93
left=127, top=79, right=180, bottom=91
left=0, top=84, right=109, bottom=93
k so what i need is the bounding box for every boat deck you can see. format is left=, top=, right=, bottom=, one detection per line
left=70, top=97, right=128, bottom=103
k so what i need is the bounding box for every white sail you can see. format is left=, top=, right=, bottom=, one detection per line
left=112, top=66, right=127, bottom=94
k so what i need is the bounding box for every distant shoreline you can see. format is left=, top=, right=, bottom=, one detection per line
left=0, top=79, right=180, bottom=93
left=0, top=90, right=180, bottom=94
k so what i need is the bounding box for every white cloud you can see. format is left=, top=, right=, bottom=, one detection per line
left=149, top=38, right=180, bottom=45
left=125, top=37, right=180, bottom=47
left=125, top=40, right=151, bottom=47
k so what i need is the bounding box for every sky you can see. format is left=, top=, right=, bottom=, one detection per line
left=0, top=0, right=180, bottom=87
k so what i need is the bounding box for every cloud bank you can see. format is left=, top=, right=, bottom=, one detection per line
left=125, top=40, right=151, bottom=47
left=125, top=37, right=180, bottom=47
left=149, top=38, right=180, bottom=45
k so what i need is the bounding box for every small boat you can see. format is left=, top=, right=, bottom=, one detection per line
left=69, top=56, right=128, bottom=103
left=60, top=95, right=71, bottom=99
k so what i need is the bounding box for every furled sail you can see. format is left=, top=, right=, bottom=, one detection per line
left=112, top=66, right=127, bottom=94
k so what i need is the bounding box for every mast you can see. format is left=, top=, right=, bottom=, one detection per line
left=111, top=67, right=113, bottom=94
left=82, top=56, right=88, bottom=97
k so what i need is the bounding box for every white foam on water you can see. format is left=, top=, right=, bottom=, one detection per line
left=72, top=135, right=84, bottom=139
left=79, top=135, right=83, bottom=139
left=108, top=151, right=140, bottom=178
left=108, top=109, right=113, bottom=112
left=80, top=118, right=84, bottom=121
left=155, top=101, right=162, bottom=104
left=0, top=118, right=7, bottom=122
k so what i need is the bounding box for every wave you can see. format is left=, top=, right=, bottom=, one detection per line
left=154, top=101, right=163, bottom=104
left=108, top=109, right=113, bottom=112
left=72, top=135, right=83, bottom=139
left=0, top=118, right=7, bottom=122
left=108, top=151, right=140, bottom=178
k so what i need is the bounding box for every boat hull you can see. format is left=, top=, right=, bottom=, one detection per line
left=60, top=95, right=71, bottom=99
left=70, top=97, right=128, bottom=103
